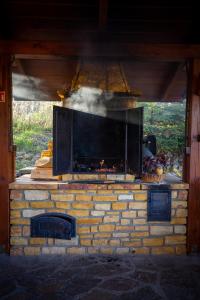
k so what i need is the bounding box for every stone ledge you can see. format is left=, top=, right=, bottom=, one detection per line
left=9, top=177, right=189, bottom=190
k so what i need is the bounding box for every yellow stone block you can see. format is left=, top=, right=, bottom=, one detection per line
left=10, top=226, right=22, bottom=236
left=11, top=218, right=30, bottom=225
left=72, top=202, right=93, bottom=209
left=103, top=215, right=119, bottom=223
left=93, top=239, right=108, bottom=246
left=76, top=195, right=92, bottom=201
left=116, top=225, right=134, bottom=231
left=134, top=225, right=149, bottom=231
left=88, top=247, right=99, bottom=254
left=80, top=239, right=92, bottom=246
left=134, top=193, right=147, bottom=201
left=116, top=248, right=129, bottom=254
left=134, top=247, right=150, bottom=254
left=122, top=211, right=137, bottom=218
left=30, top=201, right=54, bottom=208
left=24, top=247, right=41, bottom=256
left=22, top=226, right=30, bottom=236
left=51, top=194, right=74, bottom=201
left=11, top=201, right=29, bottom=209
left=99, top=224, right=115, bottom=232
left=68, top=210, right=89, bottom=217
left=90, top=225, right=98, bottom=232
left=93, top=195, right=117, bottom=202
left=133, top=218, right=146, bottom=225
left=130, top=231, right=149, bottom=237
left=137, top=211, right=147, bottom=217
left=123, top=240, right=142, bottom=247
left=129, top=202, right=147, bottom=209
left=94, top=233, right=111, bottom=238
left=10, top=237, right=28, bottom=245
left=106, top=211, right=119, bottom=215
left=77, top=218, right=102, bottom=224
left=30, top=238, right=47, bottom=245
left=109, top=239, right=120, bottom=246
left=150, top=226, right=173, bottom=235
left=47, top=238, right=54, bottom=245
left=171, top=217, right=187, bottom=224
left=10, top=210, right=21, bottom=218
left=99, top=248, right=114, bottom=254
left=112, top=203, right=127, bottom=210
left=172, top=201, right=187, bottom=208
left=55, top=202, right=71, bottom=209
left=79, top=234, right=93, bottom=239
left=67, top=247, right=86, bottom=254
left=165, top=235, right=186, bottom=245
left=151, top=246, right=175, bottom=255
left=143, top=238, right=164, bottom=246
left=176, top=208, right=187, bottom=217
left=10, top=190, right=23, bottom=200
left=77, top=227, right=90, bottom=234
left=121, top=219, right=131, bottom=225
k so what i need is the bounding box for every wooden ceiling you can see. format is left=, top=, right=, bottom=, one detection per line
left=1, top=0, right=191, bottom=102
left=1, top=0, right=198, bottom=43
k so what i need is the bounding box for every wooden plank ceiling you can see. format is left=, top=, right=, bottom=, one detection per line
left=1, top=0, right=191, bottom=102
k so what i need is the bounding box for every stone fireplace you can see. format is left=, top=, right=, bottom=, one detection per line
left=9, top=179, right=188, bottom=256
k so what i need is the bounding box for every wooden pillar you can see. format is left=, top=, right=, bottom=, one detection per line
left=0, top=54, right=14, bottom=253
left=185, top=59, right=200, bottom=253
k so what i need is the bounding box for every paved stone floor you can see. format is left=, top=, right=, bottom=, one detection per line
left=0, top=254, right=200, bottom=300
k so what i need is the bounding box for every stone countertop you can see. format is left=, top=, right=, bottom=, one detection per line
left=9, top=175, right=189, bottom=190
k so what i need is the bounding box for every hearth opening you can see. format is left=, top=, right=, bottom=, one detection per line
left=53, top=106, right=143, bottom=176
left=31, top=213, right=76, bottom=240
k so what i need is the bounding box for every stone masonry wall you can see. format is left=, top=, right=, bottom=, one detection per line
left=10, top=183, right=188, bottom=255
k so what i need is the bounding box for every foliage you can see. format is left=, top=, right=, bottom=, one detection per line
left=13, top=101, right=60, bottom=171
left=143, top=153, right=169, bottom=174
left=137, top=101, right=186, bottom=154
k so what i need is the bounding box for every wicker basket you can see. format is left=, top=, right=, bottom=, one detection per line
left=142, top=173, right=165, bottom=183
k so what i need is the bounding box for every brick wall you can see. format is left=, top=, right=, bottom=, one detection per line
left=9, top=183, right=188, bottom=255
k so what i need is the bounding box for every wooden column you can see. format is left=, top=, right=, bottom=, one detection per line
left=185, top=59, right=200, bottom=253
left=0, top=54, right=14, bottom=253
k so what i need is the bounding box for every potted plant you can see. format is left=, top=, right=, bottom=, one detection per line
left=142, top=153, right=169, bottom=183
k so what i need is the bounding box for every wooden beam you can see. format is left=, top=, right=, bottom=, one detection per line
left=184, top=59, right=200, bottom=253
left=1, top=40, right=200, bottom=60
left=159, top=62, right=185, bottom=100
left=0, top=54, right=14, bottom=253
left=99, top=0, right=108, bottom=30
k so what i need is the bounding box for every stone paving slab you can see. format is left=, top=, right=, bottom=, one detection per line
left=0, top=254, right=200, bottom=300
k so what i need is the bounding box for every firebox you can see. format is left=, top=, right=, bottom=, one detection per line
left=53, top=106, right=143, bottom=176
left=31, top=213, right=76, bottom=239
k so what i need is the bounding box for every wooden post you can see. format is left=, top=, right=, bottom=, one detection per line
left=0, top=54, right=14, bottom=253
left=185, top=59, right=200, bottom=253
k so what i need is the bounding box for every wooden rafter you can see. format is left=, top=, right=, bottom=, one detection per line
left=1, top=40, right=200, bottom=60
left=99, top=0, right=108, bottom=30
left=160, top=62, right=185, bottom=100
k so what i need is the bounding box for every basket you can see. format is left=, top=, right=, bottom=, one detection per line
left=142, top=173, right=165, bottom=183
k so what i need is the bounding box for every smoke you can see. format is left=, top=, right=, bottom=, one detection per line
left=63, top=86, right=113, bottom=117
left=12, top=73, right=50, bottom=101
